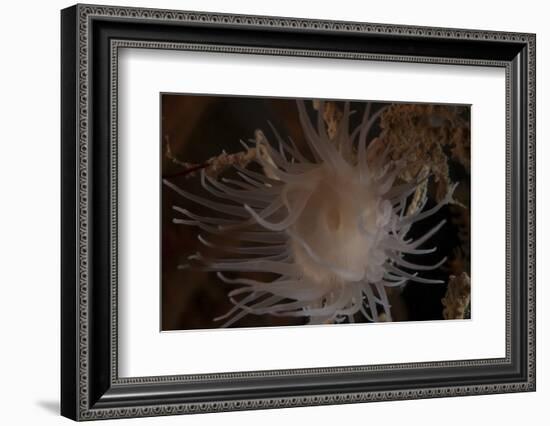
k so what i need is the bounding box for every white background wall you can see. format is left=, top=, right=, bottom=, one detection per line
left=0, top=0, right=546, bottom=424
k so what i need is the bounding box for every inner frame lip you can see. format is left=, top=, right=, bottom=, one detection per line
left=112, top=40, right=508, bottom=382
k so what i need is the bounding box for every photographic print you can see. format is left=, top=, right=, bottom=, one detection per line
left=161, top=95, right=471, bottom=331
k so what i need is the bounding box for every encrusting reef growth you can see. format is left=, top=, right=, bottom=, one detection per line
left=163, top=98, right=471, bottom=328
left=442, top=272, right=471, bottom=320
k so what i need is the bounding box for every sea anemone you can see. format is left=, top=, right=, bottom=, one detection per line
left=164, top=100, right=455, bottom=327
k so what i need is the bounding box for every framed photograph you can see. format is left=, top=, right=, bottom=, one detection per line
left=61, top=4, right=536, bottom=421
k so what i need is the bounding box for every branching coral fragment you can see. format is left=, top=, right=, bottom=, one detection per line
left=165, top=136, right=257, bottom=179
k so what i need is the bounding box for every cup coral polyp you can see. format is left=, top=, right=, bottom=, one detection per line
left=164, top=100, right=455, bottom=326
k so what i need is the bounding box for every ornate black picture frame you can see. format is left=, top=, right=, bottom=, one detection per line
left=61, top=4, right=536, bottom=421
